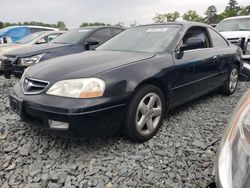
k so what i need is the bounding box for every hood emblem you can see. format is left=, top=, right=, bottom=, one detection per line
left=22, top=76, right=50, bottom=95
left=24, top=79, right=34, bottom=91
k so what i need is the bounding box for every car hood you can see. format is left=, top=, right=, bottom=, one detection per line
left=0, top=43, right=27, bottom=54
left=220, top=31, right=250, bottom=39
left=26, top=50, right=155, bottom=82
left=5, top=43, right=72, bottom=57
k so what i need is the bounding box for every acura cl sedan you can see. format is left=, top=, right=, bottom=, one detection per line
left=212, top=90, right=250, bottom=188
left=10, top=22, right=243, bottom=142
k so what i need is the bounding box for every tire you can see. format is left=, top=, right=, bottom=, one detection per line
left=123, top=85, right=166, bottom=142
left=220, top=65, right=239, bottom=95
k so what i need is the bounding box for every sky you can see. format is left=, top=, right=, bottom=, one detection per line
left=0, top=0, right=249, bottom=29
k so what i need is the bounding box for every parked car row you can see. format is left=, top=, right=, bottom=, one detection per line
left=0, top=26, right=124, bottom=78
left=0, top=31, right=63, bottom=56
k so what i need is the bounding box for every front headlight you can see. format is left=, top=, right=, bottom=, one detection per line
left=46, top=78, right=106, bottom=98
left=18, top=54, right=45, bottom=66
left=215, top=90, right=250, bottom=188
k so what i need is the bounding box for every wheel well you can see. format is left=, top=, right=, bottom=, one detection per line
left=233, top=61, right=241, bottom=71
left=135, top=79, right=169, bottom=101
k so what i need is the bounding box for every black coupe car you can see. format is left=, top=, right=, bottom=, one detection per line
left=10, top=22, right=243, bottom=142
left=1, top=26, right=124, bottom=78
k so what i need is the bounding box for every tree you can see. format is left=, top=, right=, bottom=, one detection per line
left=226, top=0, right=239, bottom=10
left=80, top=22, right=106, bottom=27
left=130, top=21, right=137, bottom=27
left=115, top=22, right=124, bottom=27
left=220, top=0, right=240, bottom=18
left=0, top=21, right=66, bottom=29
left=182, top=10, right=203, bottom=22
left=57, top=21, right=66, bottom=30
left=204, top=5, right=219, bottom=24
left=239, top=5, right=250, bottom=16
left=153, top=11, right=180, bottom=23
left=0, top=22, right=4, bottom=29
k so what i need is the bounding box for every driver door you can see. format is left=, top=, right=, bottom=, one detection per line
left=170, top=26, right=221, bottom=106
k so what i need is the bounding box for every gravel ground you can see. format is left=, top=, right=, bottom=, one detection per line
left=0, top=76, right=249, bottom=188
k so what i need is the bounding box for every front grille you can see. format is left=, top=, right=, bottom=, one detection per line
left=227, top=37, right=241, bottom=45
left=22, top=76, right=50, bottom=95
left=0, top=55, right=16, bottom=69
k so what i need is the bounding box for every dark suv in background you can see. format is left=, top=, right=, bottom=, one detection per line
left=1, top=26, right=124, bottom=78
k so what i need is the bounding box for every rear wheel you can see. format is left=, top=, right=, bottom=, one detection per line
left=220, top=65, right=239, bottom=95
left=123, top=85, right=165, bottom=142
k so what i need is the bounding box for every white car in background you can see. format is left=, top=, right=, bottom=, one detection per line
left=0, top=31, right=63, bottom=56
left=216, top=15, right=250, bottom=80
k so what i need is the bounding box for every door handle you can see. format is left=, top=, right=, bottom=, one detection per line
left=212, top=55, right=218, bottom=60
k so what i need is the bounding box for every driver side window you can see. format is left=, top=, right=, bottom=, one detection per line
left=181, top=27, right=210, bottom=50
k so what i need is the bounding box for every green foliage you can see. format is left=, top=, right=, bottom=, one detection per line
left=153, top=12, right=180, bottom=23
left=114, top=22, right=125, bottom=27
left=0, top=21, right=67, bottom=30
left=182, top=10, right=203, bottom=22
left=226, top=0, right=240, bottom=10
left=152, top=0, right=250, bottom=25
left=217, top=0, right=248, bottom=21
left=80, top=22, right=107, bottom=27
left=239, top=5, right=250, bottom=16
left=57, top=21, right=66, bottom=30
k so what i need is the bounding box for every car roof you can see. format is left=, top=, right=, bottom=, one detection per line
left=3, top=25, right=59, bottom=31
left=223, top=15, right=250, bottom=20
left=41, top=30, right=64, bottom=34
left=131, top=21, right=212, bottom=29
left=76, top=26, right=125, bottom=30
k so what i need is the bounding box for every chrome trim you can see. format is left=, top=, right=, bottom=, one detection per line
left=21, top=76, right=50, bottom=95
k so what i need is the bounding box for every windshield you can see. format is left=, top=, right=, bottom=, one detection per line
left=216, top=18, right=250, bottom=31
left=97, top=25, right=182, bottom=53
left=51, top=28, right=92, bottom=44
left=0, top=27, right=10, bottom=35
left=15, top=31, right=46, bottom=44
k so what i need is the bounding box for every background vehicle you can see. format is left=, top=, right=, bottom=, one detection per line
left=212, top=90, right=250, bottom=188
left=216, top=16, right=250, bottom=80
left=0, top=26, right=59, bottom=44
left=10, top=22, right=243, bottom=142
left=0, top=31, right=63, bottom=56
left=1, top=26, right=124, bottom=78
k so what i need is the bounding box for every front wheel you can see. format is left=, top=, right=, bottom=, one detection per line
left=220, top=65, right=239, bottom=95
left=123, top=85, right=165, bottom=142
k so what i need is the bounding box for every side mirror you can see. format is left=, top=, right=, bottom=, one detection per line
left=36, top=38, right=46, bottom=44
left=48, top=36, right=56, bottom=42
left=0, top=36, right=12, bottom=44
left=180, top=37, right=205, bottom=52
left=85, top=38, right=99, bottom=50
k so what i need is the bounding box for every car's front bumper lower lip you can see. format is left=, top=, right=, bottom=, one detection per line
left=10, top=83, right=128, bottom=136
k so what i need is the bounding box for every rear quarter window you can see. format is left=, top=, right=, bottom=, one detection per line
left=208, top=28, right=228, bottom=47
left=111, top=28, right=124, bottom=37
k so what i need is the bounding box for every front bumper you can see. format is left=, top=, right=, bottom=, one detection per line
left=10, top=82, right=129, bottom=136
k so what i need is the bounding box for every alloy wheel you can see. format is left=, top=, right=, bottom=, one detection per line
left=135, top=93, right=162, bottom=136
left=229, top=68, right=238, bottom=92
